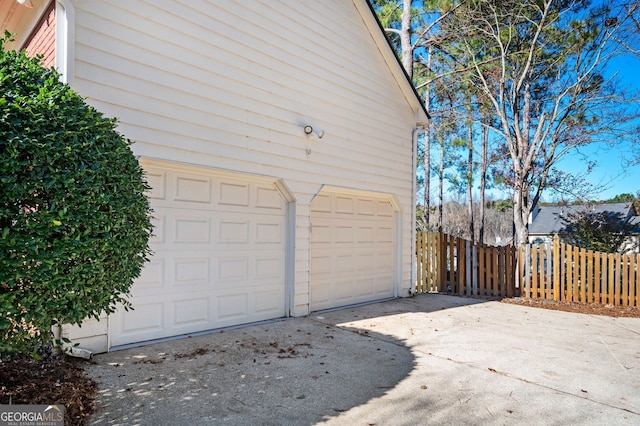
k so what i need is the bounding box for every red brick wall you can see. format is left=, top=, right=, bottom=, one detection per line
left=22, top=1, right=56, bottom=68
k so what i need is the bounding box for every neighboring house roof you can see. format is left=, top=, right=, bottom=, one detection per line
left=529, top=202, right=640, bottom=236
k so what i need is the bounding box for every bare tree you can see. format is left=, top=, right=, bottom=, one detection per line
left=443, top=0, right=637, bottom=247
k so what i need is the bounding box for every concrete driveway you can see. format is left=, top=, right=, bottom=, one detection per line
left=85, top=294, right=640, bottom=425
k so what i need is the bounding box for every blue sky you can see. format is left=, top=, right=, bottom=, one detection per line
left=549, top=53, right=640, bottom=202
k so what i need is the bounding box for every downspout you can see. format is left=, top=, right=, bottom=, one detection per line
left=409, top=125, right=425, bottom=295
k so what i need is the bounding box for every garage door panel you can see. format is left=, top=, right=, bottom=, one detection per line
left=335, top=196, right=355, bottom=213
left=309, top=283, right=330, bottom=305
left=174, top=257, right=210, bottom=285
left=175, top=175, right=211, bottom=203
left=310, top=191, right=396, bottom=311
left=134, top=259, right=164, bottom=290
left=116, top=300, right=164, bottom=338
left=255, top=256, right=284, bottom=279
left=311, top=224, right=332, bottom=243
left=150, top=215, right=165, bottom=243
left=378, top=226, right=393, bottom=243
left=218, top=181, right=251, bottom=207
left=356, top=252, right=375, bottom=271
left=254, top=289, right=285, bottom=314
left=377, top=201, right=394, bottom=216
left=217, top=293, right=249, bottom=320
left=336, top=254, right=355, bottom=273
left=336, top=226, right=355, bottom=243
left=355, top=278, right=375, bottom=297
left=218, top=220, right=250, bottom=243
left=334, top=280, right=355, bottom=301
left=356, top=198, right=375, bottom=215
left=256, top=186, right=286, bottom=209
left=255, top=222, right=283, bottom=244
left=374, top=276, right=394, bottom=295
left=357, top=226, right=375, bottom=243
left=376, top=250, right=394, bottom=269
left=173, top=298, right=209, bottom=327
left=310, top=254, right=331, bottom=275
left=110, top=163, right=287, bottom=347
left=216, top=256, right=249, bottom=281
left=174, top=216, right=211, bottom=243
left=146, top=171, right=166, bottom=200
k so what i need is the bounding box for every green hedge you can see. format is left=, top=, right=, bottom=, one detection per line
left=0, top=33, right=152, bottom=356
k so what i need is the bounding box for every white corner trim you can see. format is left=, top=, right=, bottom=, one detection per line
left=55, top=0, right=75, bottom=84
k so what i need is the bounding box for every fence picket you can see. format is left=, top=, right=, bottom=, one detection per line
left=622, top=255, right=629, bottom=306
left=594, top=251, right=601, bottom=304
left=532, top=246, right=538, bottom=299
left=632, top=255, right=638, bottom=306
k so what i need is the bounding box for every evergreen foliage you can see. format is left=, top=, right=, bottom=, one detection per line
left=0, top=33, right=152, bottom=356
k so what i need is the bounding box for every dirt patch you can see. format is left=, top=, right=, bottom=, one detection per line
left=501, top=298, right=640, bottom=318
left=0, top=355, right=96, bottom=426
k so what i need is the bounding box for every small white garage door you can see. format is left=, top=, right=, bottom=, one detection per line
left=310, top=189, right=396, bottom=312
left=110, top=161, right=289, bottom=347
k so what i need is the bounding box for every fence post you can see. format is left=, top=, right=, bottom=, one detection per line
left=466, top=240, right=472, bottom=296
left=622, top=254, right=629, bottom=307
left=457, top=237, right=465, bottom=295
left=507, top=246, right=515, bottom=298
left=497, top=246, right=505, bottom=297
left=415, top=231, right=421, bottom=294
left=472, top=242, right=478, bottom=296
left=439, top=230, right=447, bottom=293
left=523, top=244, right=531, bottom=299
left=615, top=253, right=622, bottom=306
left=553, top=235, right=560, bottom=301
left=633, top=254, right=639, bottom=307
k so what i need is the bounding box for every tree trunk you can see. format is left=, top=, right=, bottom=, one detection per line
left=479, top=122, right=488, bottom=244
left=466, top=110, right=474, bottom=241
left=423, top=122, right=431, bottom=229
left=512, top=185, right=530, bottom=247
left=422, top=46, right=433, bottom=230
left=400, top=0, right=413, bottom=79
left=438, top=138, right=445, bottom=229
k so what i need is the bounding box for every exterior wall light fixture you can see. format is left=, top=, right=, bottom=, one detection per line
left=303, top=125, right=324, bottom=139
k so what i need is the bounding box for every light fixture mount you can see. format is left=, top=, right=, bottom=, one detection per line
left=303, top=125, right=324, bottom=139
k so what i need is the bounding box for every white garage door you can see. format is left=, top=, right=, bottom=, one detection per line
left=310, top=189, right=396, bottom=312
left=110, top=161, right=288, bottom=347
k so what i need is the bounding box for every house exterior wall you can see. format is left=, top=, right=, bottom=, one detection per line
left=621, top=235, right=640, bottom=254
left=5, top=0, right=426, bottom=351
left=21, top=1, right=55, bottom=68
left=68, top=0, right=423, bottom=317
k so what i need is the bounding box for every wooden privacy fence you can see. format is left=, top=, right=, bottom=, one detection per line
left=416, top=231, right=640, bottom=306
left=416, top=230, right=517, bottom=298
left=520, top=235, right=640, bottom=306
